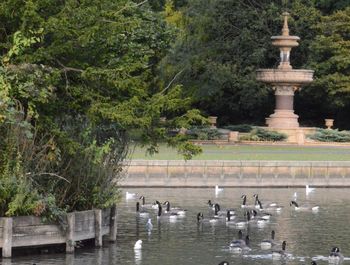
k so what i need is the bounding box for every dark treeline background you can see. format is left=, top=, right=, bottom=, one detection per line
left=160, top=0, right=350, bottom=129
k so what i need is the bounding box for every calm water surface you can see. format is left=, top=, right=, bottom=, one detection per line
left=2, top=188, right=350, bottom=265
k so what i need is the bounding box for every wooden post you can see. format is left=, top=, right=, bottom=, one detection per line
left=94, top=209, right=103, bottom=247
left=66, top=212, right=75, bottom=253
left=109, top=205, right=117, bottom=242
left=2, top=217, right=13, bottom=258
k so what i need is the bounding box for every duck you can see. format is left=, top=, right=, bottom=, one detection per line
left=260, top=230, right=276, bottom=250
left=329, top=246, right=344, bottom=263
left=136, top=202, right=149, bottom=218
left=126, top=191, right=137, bottom=200
left=163, top=201, right=187, bottom=216
left=134, top=239, right=142, bottom=250
left=290, top=201, right=319, bottom=212
left=272, top=241, right=287, bottom=259
left=145, top=218, right=153, bottom=232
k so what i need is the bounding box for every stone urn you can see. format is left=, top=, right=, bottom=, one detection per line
left=208, top=116, right=217, bottom=128
left=325, top=119, right=334, bottom=129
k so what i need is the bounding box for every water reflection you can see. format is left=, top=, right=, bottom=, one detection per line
left=2, top=188, right=350, bottom=265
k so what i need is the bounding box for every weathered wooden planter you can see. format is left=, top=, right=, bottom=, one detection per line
left=0, top=206, right=117, bottom=258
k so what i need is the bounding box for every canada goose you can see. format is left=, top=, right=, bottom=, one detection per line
left=260, top=230, right=276, bottom=249
left=230, top=235, right=250, bottom=253
left=235, top=211, right=250, bottom=228
left=208, top=200, right=217, bottom=210
left=329, top=247, right=344, bottom=263
left=226, top=210, right=235, bottom=224
left=163, top=201, right=187, bottom=216
left=290, top=201, right=319, bottom=212
left=214, top=203, right=235, bottom=217
left=139, top=196, right=155, bottom=209
left=196, top=212, right=218, bottom=224
left=272, top=241, right=287, bottom=259
left=157, top=204, right=178, bottom=220
left=136, top=202, right=149, bottom=218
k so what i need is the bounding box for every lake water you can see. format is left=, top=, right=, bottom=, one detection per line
left=2, top=188, right=350, bottom=265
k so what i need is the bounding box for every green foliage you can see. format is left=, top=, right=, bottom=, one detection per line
left=189, top=127, right=221, bottom=140
left=160, top=0, right=321, bottom=125
left=223, top=124, right=253, bottom=133
left=241, top=128, right=287, bottom=142
left=308, top=128, right=350, bottom=142
left=0, top=0, right=203, bottom=218
left=306, top=7, right=350, bottom=128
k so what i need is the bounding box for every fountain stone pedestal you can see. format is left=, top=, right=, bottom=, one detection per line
left=256, top=12, right=314, bottom=137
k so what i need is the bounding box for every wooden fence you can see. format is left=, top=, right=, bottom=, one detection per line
left=0, top=206, right=117, bottom=258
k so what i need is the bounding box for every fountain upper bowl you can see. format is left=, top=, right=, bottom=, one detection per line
left=256, top=69, right=314, bottom=85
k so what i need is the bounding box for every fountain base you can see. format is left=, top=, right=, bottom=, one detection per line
left=266, top=109, right=299, bottom=128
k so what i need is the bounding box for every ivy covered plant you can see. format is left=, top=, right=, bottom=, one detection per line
left=308, top=129, right=350, bottom=142
left=240, top=128, right=287, bottom=142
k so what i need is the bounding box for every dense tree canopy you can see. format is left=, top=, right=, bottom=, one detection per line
left=161, top=0, right=350, bottom=128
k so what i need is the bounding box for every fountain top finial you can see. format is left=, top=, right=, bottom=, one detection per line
left=282, top=12, right=290, bottom=36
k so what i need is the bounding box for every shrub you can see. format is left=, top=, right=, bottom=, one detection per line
left=223, top=124, right=253, bottom=132
left=241, top=128, right=287, bottom=141
left=189, top=127, right=221, bottom=140
left=308, top=129, right=350, bottom=142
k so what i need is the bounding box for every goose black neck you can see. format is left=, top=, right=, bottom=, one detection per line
left=238, top=230, right=243, bottom=239
left=142, top=197, right=145, bottom=205
left=271, top=230, right=275, bottom=240
left=158, top=205, right=162, bottom=217
left=166, top=202, right=170, bottom=212
left=282, top=241, right=286, bottom=251
left=227, top=211, right=230, bottom=221
left=242, top=196, right=246, bottom=205
left=136, top=202, right=140, bottom=212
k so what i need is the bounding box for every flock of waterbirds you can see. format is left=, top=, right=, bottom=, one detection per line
left=126, top=185, right=345, bottom=265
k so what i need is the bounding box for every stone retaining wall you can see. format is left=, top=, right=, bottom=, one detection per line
left=121, top=160, right=350, bottom=187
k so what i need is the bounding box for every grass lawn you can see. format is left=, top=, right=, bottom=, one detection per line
left=130, top=144, right=350, bottom=161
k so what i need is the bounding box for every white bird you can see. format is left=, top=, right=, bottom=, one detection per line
left=145, top=218, right=153, bottom=231
left=134, top=239, right=142, bottom=250
left=306, top=185, right=315, bottom=194
left=215, top=185, right=223, bottom=195
left=126, top=191, right=137, bottom=200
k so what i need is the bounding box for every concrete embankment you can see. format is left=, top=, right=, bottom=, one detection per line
left=120, top=160, right=350, bottom=187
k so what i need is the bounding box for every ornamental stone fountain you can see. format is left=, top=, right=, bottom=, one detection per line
left=256, top=12, right=315, bottom=142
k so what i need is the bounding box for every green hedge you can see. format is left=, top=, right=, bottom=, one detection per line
left=188, top=127, right=221, bottom=140
left=240, top=128, right=287, bottom=142
left=308, top=129, right=350, bottom=142
left=223, top=124, right=253, bottom=132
